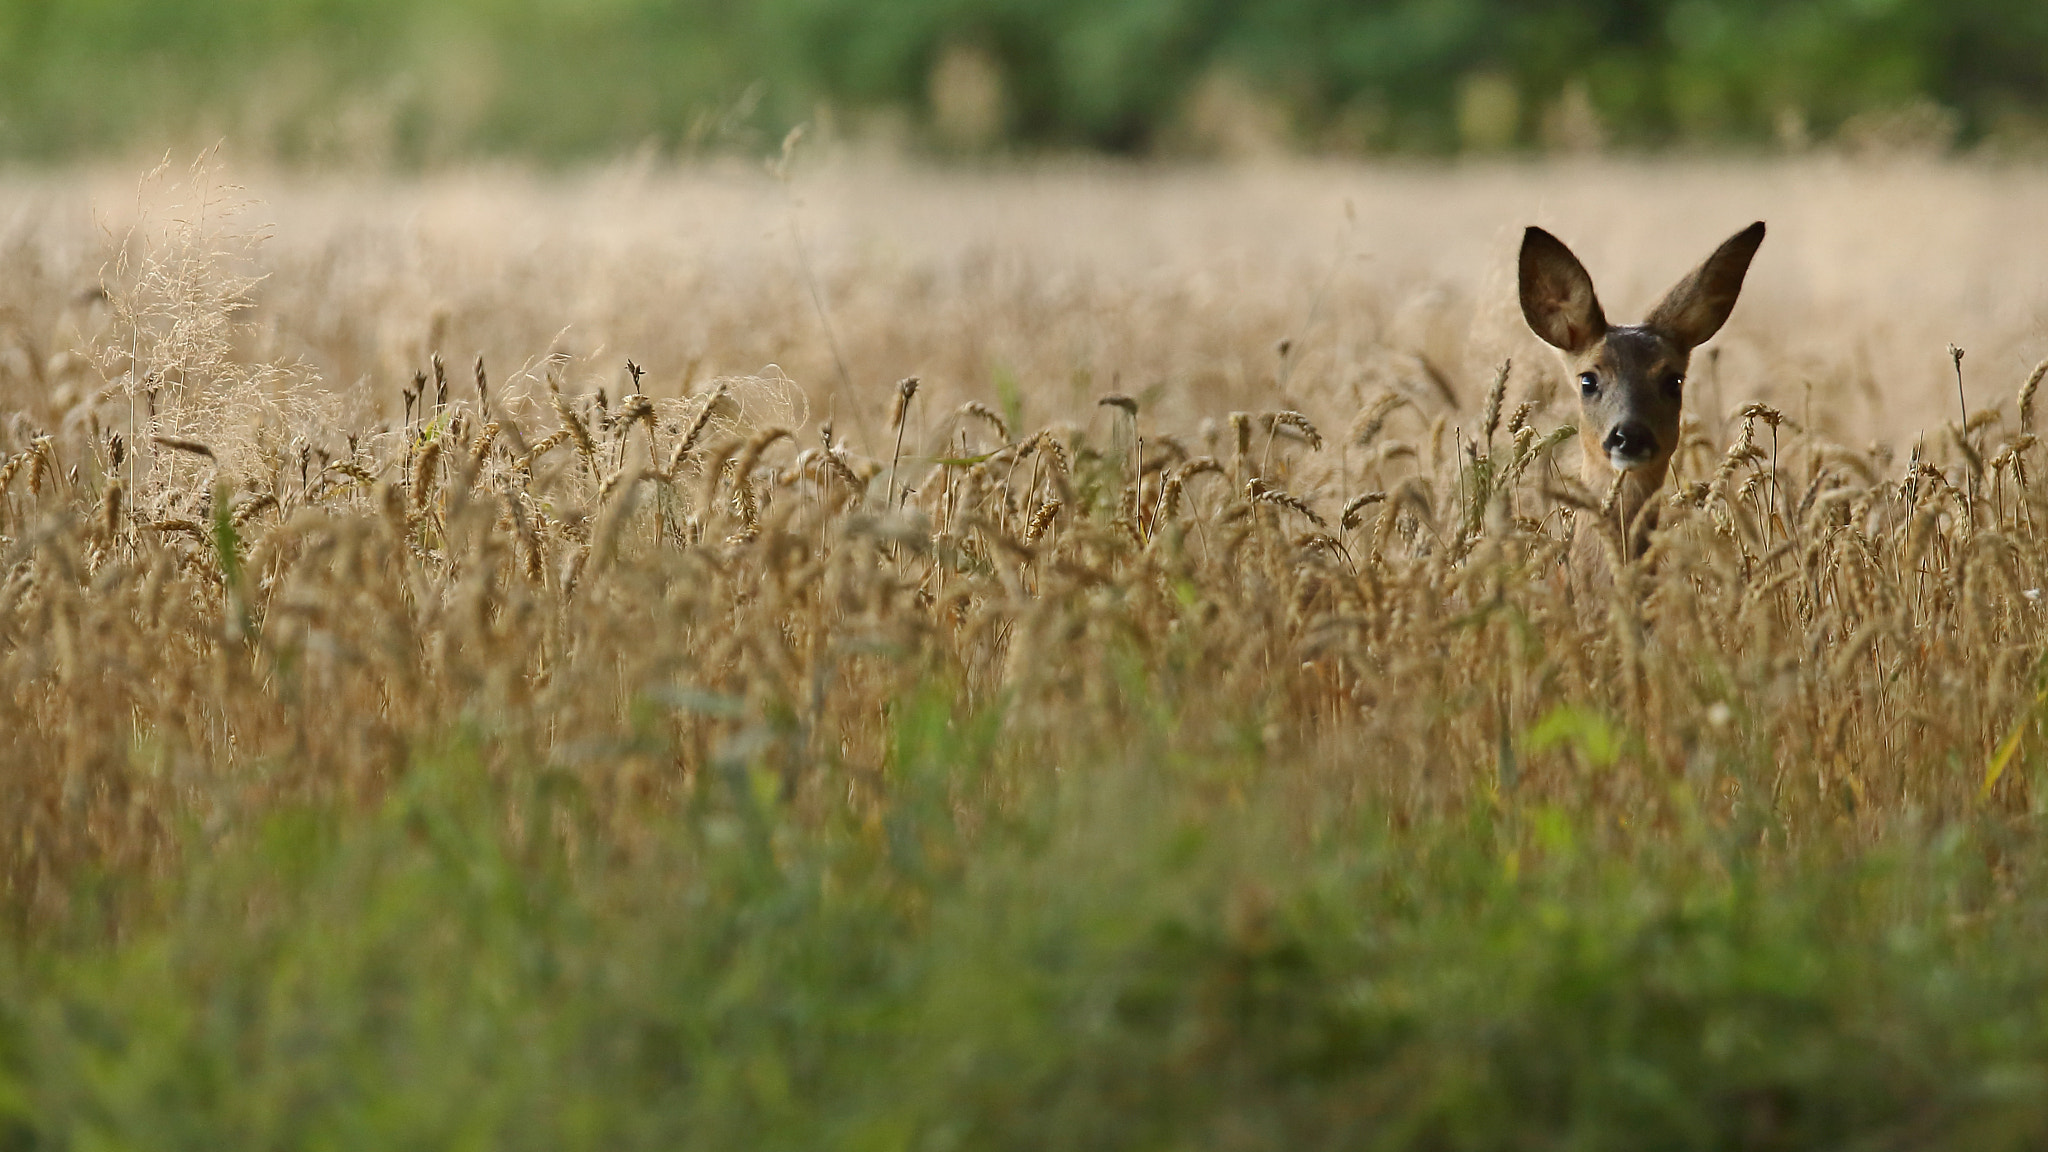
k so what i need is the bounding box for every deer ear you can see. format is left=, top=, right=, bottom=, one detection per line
left=1519, top=227, right=1608, bottom=354
left=1646, top=221, right=1765, bottom=350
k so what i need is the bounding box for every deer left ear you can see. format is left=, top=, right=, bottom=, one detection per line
left=1646, top=222, right=1765, bottom=350
left=1519, top=226, right=1608, bottom=354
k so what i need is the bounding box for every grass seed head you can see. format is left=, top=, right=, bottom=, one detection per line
left=233, top=492, right=276, bottom=526
left=1248, top=480, right=1326, bottom=527
left=958, top=401, right=1010, bottom=443
left=96, top=480, right=125, bottom=540
left=2020, top=358, right=2048, bottom=434
left=553, top=393, right=598, bottom=464
left=1482, top=359, right=1510, bottom=443
left=1340, top=491, right=1387, bottom=531
left=413, top=437, right=443, bottom=512
left=890, top=376, right=922, bottom=431
left=1268, top=411, right=1322, bottom=450
left=1023, top=499, right=1061, bottom=543
left=152, top=435, right=216, bottom=460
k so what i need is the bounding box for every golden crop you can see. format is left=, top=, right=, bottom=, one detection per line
left=0, top=154, right=2043, bottom=926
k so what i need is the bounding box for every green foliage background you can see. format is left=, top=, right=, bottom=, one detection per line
left=2, top=0, right=2046, bottom=160
left=11, top=704, right=2048, bottom=1148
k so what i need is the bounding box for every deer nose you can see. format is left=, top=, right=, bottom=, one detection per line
left=1603, top=421, right=1659, bottom=464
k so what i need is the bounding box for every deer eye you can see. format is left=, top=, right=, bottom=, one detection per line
left=1663, top=373, right=1685, bottom=397
left=1578, top=371, right=1599, bottom=396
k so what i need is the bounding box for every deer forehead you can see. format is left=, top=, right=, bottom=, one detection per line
left=1571, top=326, right=1689, bottom=386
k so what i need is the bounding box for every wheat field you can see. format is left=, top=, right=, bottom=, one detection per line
left=2, top=154, right=2048, bottom=1146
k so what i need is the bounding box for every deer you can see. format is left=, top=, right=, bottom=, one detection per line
left=1518, top=221, right=1765, bottom=561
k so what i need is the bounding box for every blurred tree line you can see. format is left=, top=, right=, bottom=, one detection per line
left=1, top=0, right=2045, bottom=161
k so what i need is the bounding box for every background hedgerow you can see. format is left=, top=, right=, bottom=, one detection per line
left=3, top=0, right=2048, bottom=160
left=0, top=154, right=2044, bottom=1145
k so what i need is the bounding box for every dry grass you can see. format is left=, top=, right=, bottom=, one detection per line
left=0, top=153, right=2044, bottom=923
left=4, top=153, right=2048, bottom=1146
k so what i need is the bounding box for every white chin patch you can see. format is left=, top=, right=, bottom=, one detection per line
left=1607, top=452, right=1650, bottom=472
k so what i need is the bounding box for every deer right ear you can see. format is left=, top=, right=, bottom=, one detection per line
left=1519, top=227, right=1607, bottom=354
left=1644, top=221, right=1765, bottom=351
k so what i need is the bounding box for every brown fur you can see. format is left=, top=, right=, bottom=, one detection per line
left=1520, top=222, right=1765, bottom=557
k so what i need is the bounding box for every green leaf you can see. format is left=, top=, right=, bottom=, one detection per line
left=1983, top=683, right=2048, bottom=800
left=1525, top=705, right=1624, bottom=770
left=993, top=363, right=1024, bottom=437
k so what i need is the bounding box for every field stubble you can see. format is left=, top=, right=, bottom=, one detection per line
left=0, top=154, right=2046, bottom=1144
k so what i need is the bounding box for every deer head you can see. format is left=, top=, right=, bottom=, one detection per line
left=1519, top=221, right=1765, bottom=531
